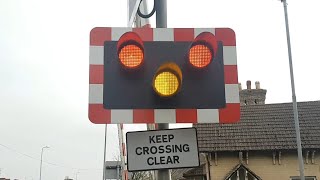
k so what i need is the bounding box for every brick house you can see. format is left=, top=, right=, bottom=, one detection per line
left=172, top=81, right=320, bottom=180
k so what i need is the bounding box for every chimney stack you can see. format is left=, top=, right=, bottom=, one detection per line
left=255, top=81, right=261, bottom=89
left=239, top=80, right=267, bottom=106
left=246, top=80, right=251, bottom=89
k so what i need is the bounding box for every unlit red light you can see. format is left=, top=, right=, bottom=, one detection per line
left=118, top=44, right=144, bottom=68
left=189, top=44, right=212, bottom=68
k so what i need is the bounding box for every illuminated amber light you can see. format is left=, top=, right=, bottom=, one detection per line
left=154, top=72, right=179, bottom=96
left=189, top=44, right=212, bottom=68
left=118, top=44, right=144, bottom=68
left=153, top=63, right=182, bottom=97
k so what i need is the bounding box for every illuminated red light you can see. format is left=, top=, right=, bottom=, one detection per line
left=117, top=32, right=144, bottom=69
left=188, top=32, right=218, bottom=68
left=189, top=44, right=212, bottom=68
left=118, top=44, right=144, bottom=68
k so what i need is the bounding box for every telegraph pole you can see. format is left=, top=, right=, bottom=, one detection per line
left=280, top=0, right=305, bottom=179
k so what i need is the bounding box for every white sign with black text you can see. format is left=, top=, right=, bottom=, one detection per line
left=126, top=128, right=200, bottom=171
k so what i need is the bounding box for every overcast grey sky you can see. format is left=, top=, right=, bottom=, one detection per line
left=1, top=0, right=320, bottom=180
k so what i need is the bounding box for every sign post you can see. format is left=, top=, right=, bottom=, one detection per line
left=154, top=1, right=170, bottom=178
left=126, top=128, right=199, bottom=172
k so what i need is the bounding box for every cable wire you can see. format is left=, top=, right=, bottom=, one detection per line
left=137, top=0, right=156, bottom=18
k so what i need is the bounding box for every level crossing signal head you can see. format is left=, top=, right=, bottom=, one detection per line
left=104, top=30, right=224, bottom=109
left=89, top=27, right=240, bottom=124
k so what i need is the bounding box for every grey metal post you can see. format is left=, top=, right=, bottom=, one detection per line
left=134, top=2, right=157, bottom=179
left=156, top=123, right=170, bottom=180
left=39, top=146, right=49, bottom=180
left=155, top=0, right=167, bottom=28
left=281, top=0, right=305, bottom=179
left=39, top=149, right=44, bottom=180
left=103, top=124, right=107, bottom=180
left=155, top=0, right=170, bottom=180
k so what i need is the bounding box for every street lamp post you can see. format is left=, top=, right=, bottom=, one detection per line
left=39, top=146, right=49, bottom=180
left=280, top=0, right=305, bottom=180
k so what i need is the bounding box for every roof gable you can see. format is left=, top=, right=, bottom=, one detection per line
left=224, top=163, right=262, bottom=180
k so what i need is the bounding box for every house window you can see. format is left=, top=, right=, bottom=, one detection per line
left=290, top=176, right=317, bottom=180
